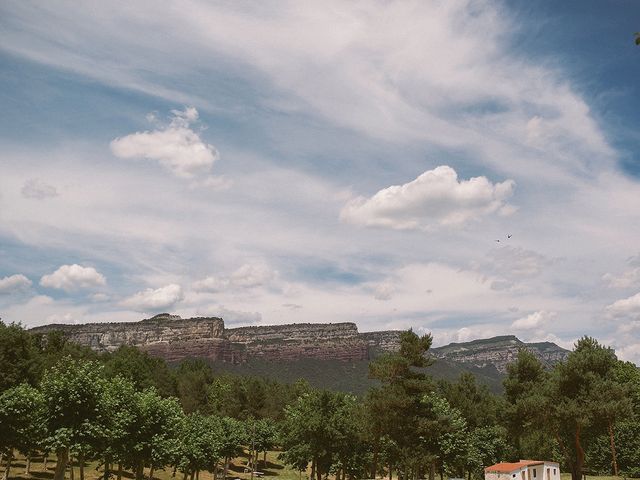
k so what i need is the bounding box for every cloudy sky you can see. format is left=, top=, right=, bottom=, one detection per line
left=1, top=0, right=640, bottom=361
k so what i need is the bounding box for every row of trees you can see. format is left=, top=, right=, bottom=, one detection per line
left=1, top=321, right=640, bottom=480
left=0, top=357, right=278, bottom=480
left=503, top=337, right=640, bottom=479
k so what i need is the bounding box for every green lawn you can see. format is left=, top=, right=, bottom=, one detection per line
left=3, top=456, right=628, bottom=480
left=561, top=475, right=623, bottom=480
left=3, top=451, right=305, bottom=480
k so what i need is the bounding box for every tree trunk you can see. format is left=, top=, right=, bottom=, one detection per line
left=190, top=470, right=195, bottom=480
left=429, top=462, right=435, bottom=480
left=44, top=455, right=48, bottom=472
left=149, top=466, right=155, bottom=480
left=103, top=457, right=111, bottom=480
left=223, top=458, right=230, bottom=480
left=263, top=451, right=267, bottom=468
left=2, top=450, right=12, bottom=480
left=316, top=465, right=321, bottom=480
left=79, top=452, right=85, bottom=480
left=172, top=466, right=177, bottom=478
left=70, top=454, right=75, bottom=480
left=117, top=463, right=123, bottom=480
left=26, top=456, right=32, bottom=474
left=608, top=421, right=619, bottom=476
left=54, top=448, right=69, bottom=480
left=310, top=460, right=315, bottom=480
left=571, top=424, right=585, bottom=480
left=372, top=444, right=378, bottom=480
left=135, top=461, right=144, bottom=480
left=388, top=464, right=392, bottom=480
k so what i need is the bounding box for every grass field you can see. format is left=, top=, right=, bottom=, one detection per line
left=561, top=475, right=623, bottom=480
left=3, top=451, right=304, bottom=480
left=2, top=455, right=628, bottom=480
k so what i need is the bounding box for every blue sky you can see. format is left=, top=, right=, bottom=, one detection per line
left=1, top=0, right=640, bottom=362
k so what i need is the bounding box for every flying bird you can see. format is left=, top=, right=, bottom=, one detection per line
left=495, top=239, right=501, bottom=242
left=507, top=234, right=512, bottom=239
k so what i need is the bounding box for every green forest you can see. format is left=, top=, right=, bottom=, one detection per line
left=1, top=322, right=639, bottom=480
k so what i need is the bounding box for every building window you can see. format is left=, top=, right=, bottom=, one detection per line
left=533, top=470, right=537, bottom=478
left=553, top=470, right=556, bottom=476
left=513, top=475, right=516, bottom=478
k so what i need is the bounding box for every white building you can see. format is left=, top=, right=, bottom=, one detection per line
left=485, top=461, right=560, bottom=480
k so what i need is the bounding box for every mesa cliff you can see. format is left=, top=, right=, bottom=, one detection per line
left=29, top=314, right=374, bottom=363
left=29, top=314, right=569, bottom=373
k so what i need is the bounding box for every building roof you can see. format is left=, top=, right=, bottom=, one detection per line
left=485, top=461, right=545, bottom=473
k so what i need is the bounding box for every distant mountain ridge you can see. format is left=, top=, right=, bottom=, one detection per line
left=429, top=334, right=570, bottom=374
left=29, top=314, right=570, bottom=392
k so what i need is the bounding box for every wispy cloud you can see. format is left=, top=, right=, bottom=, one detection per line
left=21, top=179, right=58, bottom=199
left=0, top=0, right=639, bottom=364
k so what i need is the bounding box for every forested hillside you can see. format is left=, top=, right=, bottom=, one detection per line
left=1, top=321, right=640, bottom=480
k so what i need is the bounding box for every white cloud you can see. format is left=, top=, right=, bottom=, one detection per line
left=230, top=264, right=276, bottom=288
left=90, top=293, right=110, bottom=302
left=21, top=178, right=59, bottom=199
left=0, top=274, right=32, bottom=294
left=340, top=165, right=515, bottom=230
left=0, top=1, right=636, bottom=356
left=192, top=275, right=229, bottom=293
left=511, top=310, right=555, bottom=331
left=40, top=264, right=106, bottom=292
left=473, top=246, right=554, bottom=293
left=45, top=312, right=76, bottom=324
left=627, top=254, right=640, bottom=268
left=603, top=268, right=640, bottom=289
left=209, top=305, right=262, bottom=325
left=110, top=107, right=220, bottom=179
left=120, top=283, right=184, bottom=312
left=606, top=292, right=640, bottom=319
left=192, top=264, right=278, bottom=293
left=603, top=255, right=640, bottom=289
left=0, top=294, right=140, bottom=328
left=373, top=282, right=395, bottom=301
left=188, top=175, right=233, bottom=190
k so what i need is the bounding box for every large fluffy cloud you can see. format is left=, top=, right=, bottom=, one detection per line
left=341, top=166, right=514, bottom=230
left=0, top=274, right=32, bottom=294
left=110, top=107, right=219, bottom=179
left=40, top=264, right=106, bottom=292
left=120, top=284, right=184, bottom=312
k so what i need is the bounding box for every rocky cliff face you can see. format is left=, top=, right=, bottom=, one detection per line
left=30, top=314, right=368, bottom=363
left=227, top=323, right=368, bottom=361
left=430, top=335, right=569, bottom=373
left=30, top=314, right=242, bottom=363
left=359, top=330, right=402, bottom=352
left=29, top=315, right=569, bottom=372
